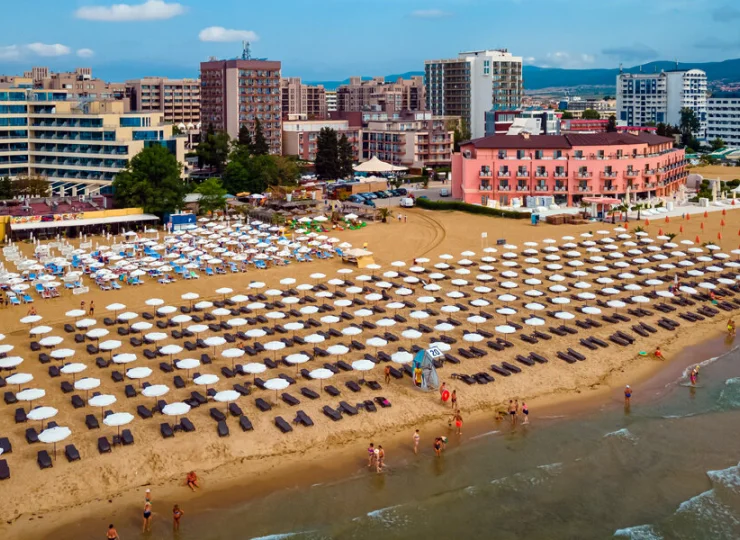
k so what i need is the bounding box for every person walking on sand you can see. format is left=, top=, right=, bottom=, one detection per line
left=508, top=400, right=517, bottom=425
left=27, top=306, right=37, bottom=316
left=384, top=365, right=391, bottom=384
left=413, top=429, right=420, bottom=455
left=106, top=524, right=119, bottom=539
left=433, top=437, right=443, bottom=457
left=515, top=399, right=520, bottom=421
left=624, top=385, right=632, bottom=402
left=89, top=301, right=95, bottom=316
left=173, top=504, right=184, bottom=532
left=377, top=446, right=385, bottom=473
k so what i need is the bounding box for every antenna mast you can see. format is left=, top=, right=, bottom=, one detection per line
left=241, top=41, right=251, bottom=60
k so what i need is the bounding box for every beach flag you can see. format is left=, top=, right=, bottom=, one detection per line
left=718, top=232, right=723, bottom=240
left=659, top=228, right=664, bottom=236
left=721, top=219, right=726, bottom=228
left=665, top=216, right=670, bottom=223
left=680, top=225, right=684, bottom=233
left=722, top=209, right=727, bottom=216
left=695, top=235, right=701, bottom=243
left=686, top=213, right=691, bottom=220
left=704, top=211, right=708, bottom=218
left=701, top=222, right=705, bottom=230
left=645, top=219, right=650, bottom=226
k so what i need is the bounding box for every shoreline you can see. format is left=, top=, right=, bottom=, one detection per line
left=17, top=318, right=736, bottom=540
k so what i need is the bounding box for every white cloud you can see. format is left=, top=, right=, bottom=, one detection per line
left=77, top=48, right=95, bottom=58
left=411, top=9, right=451, bottom=18
left=524, top=56, right=537, bottom=64
left=0, top=45, right=21, bottom=60
left=75, top=0, right=185, bottom=22
left=198, top=26, right=259, bottom=43
left=26, top=43, right=71, bottom=57
left=541, top=51, right=595, bottom=68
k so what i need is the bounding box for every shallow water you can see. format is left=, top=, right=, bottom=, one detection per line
left=73, top=346, right=740, bottom=540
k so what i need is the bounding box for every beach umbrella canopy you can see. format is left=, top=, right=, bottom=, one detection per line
left=582, top=306, right=602, bottom=315
left=194, top=374, right=219, bottom=386
left=99, top=340, right=122, bottom=351
left=145, top=332, right=167, bottom=342
left=204, top=336, right=227, bottom=348
left=39, top=336, right=64, bottom=347
left=241, top=363, right=267, bottom=375
left=285, top=353, right=310, bottom=365
left=214, top=390, right=240, bottom=406
left=341, top=326, right=363, bottom=336
left=222, top=348, right=245, bottom=359
left=495, top=325, right=517, bottom=334
left=171, top=314, right=192, bottom=325
left=607, top=300, right=627, bottom=309
left=304, top=334, right=325, bottom=344
left=27, top=406, right=57, bottom=423
left=6, top=372, right=33, bottom=388
left=264, top=378, right=290, bottom=391
left=142, top=384, right=170, bottom=398
left=310, top=368, right=333, bottom=380
left=463, top=333, right=484, bottom=342
left=86, top=328, right=108, bottom=339
left=176, top=358, right=200, bottom=370
left=435, top=323, right=455, bottom=333
left=106, top=303, right=126, bottom=312
left=29, top=325, right=52, bottom=335
left=127, top=367, right=153, bottom=380
left=467, top=315, right=486, bottom=325
left=51, top=348, right=75, bottom=359
left=160, top=344, right=183, bottom=356
left=60, top=362, right=86, bottom=376
left=131, top=322, right=153, bottom=332
left=402, top=329, right=422, bottom=340
left=74, top=377, right=100, bottom=392
left=65, top=309, right=85, bottom=318
left=391, top=351, right=414, bottom=364
left=525, top=317, right=545, bottom=326
left=326, top=344, right=349, bottom=356
left=352, top=359, right=376, bottom=372
left=554, top=312, right=575, bottom=320
left=0, top=344, right=14, bottom=355
left=162, top=402, right=190, bottom=422
left=104, top=412, right=134, bottom=431
left=0, top=356, right=23, bottom=369
left=246, top=328, right=267, bottom=338
left=17, top=388, right=45, bottom=404
left=21, top=315, right=43, bottom=325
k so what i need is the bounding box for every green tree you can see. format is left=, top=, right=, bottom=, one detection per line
left=13, top=176, right=50, bottom=197
left=606, top=115, right=617, bottom=133
left=252, top=119, right=269, bottom=156
left=315, top=127, right=340, bottom=179
left=172, top=125, right=183, bottom=136
left=338, top=134, right=354, bottom=178
left=656, top=122, right=667, bottom=137
left=452, top=119, right=471, bottom=152
left=710, top=137, right=726, bottom=151
left=679, top=108, right=701, bottom=146
left=273, top=155, right=300, bottom=186
left=112, top=145, right=185, bottom=214
left=0, top=176, right=12, bottom=199
left=561, top=111, right=574, bottom=120
left=196, top=125, right=230, bottom=173
left=582, top=109, right=601, bottom=120
left=238, top=125, right=253, bottom=151
left=194, top=177, right=228, bottom=215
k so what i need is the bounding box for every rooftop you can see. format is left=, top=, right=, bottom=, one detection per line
left=464, top=132, right=674, bottom=150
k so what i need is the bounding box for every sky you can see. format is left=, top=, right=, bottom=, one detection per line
left=0, top=0, right=738, bottom=82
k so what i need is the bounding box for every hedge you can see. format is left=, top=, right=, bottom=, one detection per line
left=414, top=197, right=529, bottom=219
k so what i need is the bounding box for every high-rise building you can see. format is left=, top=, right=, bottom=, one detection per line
left=707, top=92, right=740, bottom=146
left=200, top=57, right=282, bottom=154
left=127, top=77, right=201, bottom=126
left=336, top=76, right=425, bottom=114
left=425, top=49, right=523, bottom=139
left=0, top=87, right=184, bottom=196
left=325, top=91, right=337, bottom=113
left=280, top=77, right=327, bottom=120
left=617, top=70, right=707, bottom=137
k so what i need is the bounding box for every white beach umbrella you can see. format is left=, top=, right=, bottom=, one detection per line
left=39, top=336, right=63, bottom=347
left=0, top=356, right=23, bottom=369
left=21, top=315, right=43, bottom=325
left=342, top=326, right=363, bottom=336
left=89, top=394, right=117, bottom=419
left=65, top=309, right=86, bottom=319
left=86, top=328, right=108, bottom=340
left=30, top=325, right=52, bottom=335
left=162, top=402, right=191, bottom=425
left=264, top=377, right=290, bottom=401
left=391, top=351, right=414, bottom=364
left=554, top=312, right=575, bottom=320
left=60, top=362, right=87, bottom=380
left=463, top=333, right=484, bottom=342
left=525, top=317, right=545, bottom=326
left=402, top=329, right=422, bottom=340
left=50, top=348, right=75, bottom=360
left=38, top=425, right=71, bottom=459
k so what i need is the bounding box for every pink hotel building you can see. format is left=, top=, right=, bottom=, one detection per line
left=451, top=132, right=687, bottom=206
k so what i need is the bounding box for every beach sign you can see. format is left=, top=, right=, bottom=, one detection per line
left=427, top=347, right=443, bottom=359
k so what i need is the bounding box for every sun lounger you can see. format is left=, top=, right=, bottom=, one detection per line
left=65, top=444, right=80, bottom=462
left=295, top=410, right=314, bottom=427
left=160, top=423, right=174, bottom=438
left=15, top=407, right=26, bottom=423
left=322, top=405, right=342, bottom=421
left=137, top=405, right=153, bottom=419
left=0, top=438, right=11, bottom=455
left=609, top=335, right=630, bottom=346
left=345, top=380, right=362, bottom=393
left=217, top=420, right=230, bottom=437
left=374, top=396, right=392, bottom=408
left=71, top=395, right=85, bottom=408
left=237, top=415, right=253, bottom=432
left=557, top=351, right=577, bottom=364
left=0, top=460, right=9, bottom=480
left=274, top=416, right=293, bottom=433
left=490, top=364, right=511, bottom=377
left=579, top=338, right=598, bottom=351
left=37, top=450, right=53, bottom=469
left=121, top=429, right=134, bottom=445
left=255, top=398, right=272, bottom=412
left=529, top=352, right=549, bottom=364
left=281, top=393, right=300, bottom=406
left=180, top=418, right=196, bottom=432
left=228, top=403, right=243, bottom=417
left=567, top=348, right=586, bottom=361
left=325, top=385, right=340, bottom=397
left=444, top=353, right=461, bottom=364
left=111, top=371, right=124, bottom=383
left=209, top=408, right=226, bottom=422
left=97, top=436, right=112, bottom=453
left=615, top=330, right=635, bottom=344
left=85, top=414, right=100, bottom=429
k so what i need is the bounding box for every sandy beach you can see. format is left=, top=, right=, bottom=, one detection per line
left=1, top=206, right=739, bottom=540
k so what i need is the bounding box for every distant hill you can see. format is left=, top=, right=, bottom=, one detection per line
left=523, top=58, right=740, bottom=90
left=306, top=60, right=740, bottom=92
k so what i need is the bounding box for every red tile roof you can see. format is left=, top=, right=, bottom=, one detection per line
left=464, top=132, right=674, bottom=150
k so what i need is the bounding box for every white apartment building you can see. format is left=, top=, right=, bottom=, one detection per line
left=425, top=49, right=523, bottom=139
left=617, top=69, right=707, bottom=137
left=707, top=93, right=740, bottom=146
left=325, top=91, right=337, bottom=113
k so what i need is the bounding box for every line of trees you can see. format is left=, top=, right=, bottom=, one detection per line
left=314, top=128, right=354, bottom=180
left=0, top=176, right=50, bottom=199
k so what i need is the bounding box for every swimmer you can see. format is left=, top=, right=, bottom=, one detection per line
left=624, top=385, right=632, bottom=401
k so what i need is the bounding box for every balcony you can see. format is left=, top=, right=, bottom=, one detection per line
left=577, top=186, right=592, bottom=192
left=603, top=185, right=617, bottom=192
left=554, top=172, right=568, bottom=178
left=497, top=170, right=510, bottom=178
left=516, top=185, right=528, bottom=192
left=516, top=170, right=529, bottom=178
left=534, top=184, right=548, bottom=192
left=625, top=170, right=639, bottom=178
left=643, top=169, right=656, bottom=177
left=498, top=184, right=511, bottom=191
left=479, top=184, right=492, bottom=191
left=535, top=170, right=548, bottom=178
left=479, top=170, right=492, bottom=178
left=554, top=185, right=568, bottom=192
left=576, top=172, right=592, bottom=179
left=601, top=171, right=617, bottom=179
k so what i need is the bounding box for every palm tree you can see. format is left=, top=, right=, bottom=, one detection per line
left=578, top=200, right=590, bottom=219
left=666, top=232, right=677, bottom=241
left=633, top=203, right=645, bottom=221
left=617, top=203, right=630, bottom=222
left=378, top=207, right=391, bottom=223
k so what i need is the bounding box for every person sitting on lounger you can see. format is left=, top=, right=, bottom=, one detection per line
left=186, top=471, right=199, bottom=491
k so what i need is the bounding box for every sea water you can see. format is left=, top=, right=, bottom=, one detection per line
left=65, top=347, right=740, bottom=540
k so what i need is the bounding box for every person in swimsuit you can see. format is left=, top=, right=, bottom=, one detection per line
left=89, top=301, right=95, bottom=316
left=451, top=390, right=457, bottom=410
left=413, top=429, right=420, bottom=455
left=522, top=402, right=529, bottom=425
left=624, top=385, right=632, bottom=401
left=728, top=319, right=736, bottom=337
left=142, top=500, right=152, bottom=532
left=508, top=400, right=517, bottom=425
left=690, top=369, right=697, bottom=386
left=377, top=446, right=385, bottom=473
left=187, top=471, right=199, bottom=491
left=106, top=524, right=119, bottom=540
left=173, top=504, right=184, bottom=531
left=439, top=382, right=447, bottom=400
left=384, top=365, right=391, bottom=384
left=654, top=347, right=664, bottom=360
left=367, top=443, right=375, bottom=468
left=454, top=412, right=463, bottom=435
left=433, top=437, right=442, bottom=457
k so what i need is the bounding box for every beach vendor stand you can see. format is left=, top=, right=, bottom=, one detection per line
left=411, top=347, right=441, bottom=391
left=341, top=248, right=375, bottom=268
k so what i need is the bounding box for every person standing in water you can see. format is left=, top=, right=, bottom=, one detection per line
left=728, top=319, right=736, bottom=337
left=508, top=400, right=517, bottom=425
left=106, top=524, right=119, bottom=539
left=173, top=504, right=184, bottom=531
left=522, top=402, right=529, bottom=425
left=624, top=385, right=632, bottom=402
left=413, top=429, right=420, bottom=455
left=453, top=411, right=463, bottom=435
left=142, top=499, right=152, bottom=532
left=367, top=442, right=376, bottom=469
left=376, top=446, right=385, bottom=473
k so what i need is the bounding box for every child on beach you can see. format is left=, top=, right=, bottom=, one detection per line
left=377, top=446, right=385, bottom=473
left=654, top=347, right=665, bottom=360
left=624, top=385, right=632, bottom=401
left=413, top=429, right=420, bottom=455
left=367, top=443, right=376, bottom=468
left=106, top=524, right=119, bottom=539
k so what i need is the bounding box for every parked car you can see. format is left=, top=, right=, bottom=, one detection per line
left=400, top=197, right=415, bottom=208
left=440, top=188, right=450, bottom=197
left=375, top=191, right=388, bottom=199
left=363, top=199, right=376, bottom=208
left=396, top=188, right=408, bottom=195
left=348, top=195, right=365, bottom=204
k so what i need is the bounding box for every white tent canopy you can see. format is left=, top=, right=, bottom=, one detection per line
left=353, top=155, right=407, bottom=173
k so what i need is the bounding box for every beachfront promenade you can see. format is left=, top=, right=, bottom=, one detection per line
left=1, top=207, right=740, bottom=539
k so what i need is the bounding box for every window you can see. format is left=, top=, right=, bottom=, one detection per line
left=483, top=60, right=490, bottom=76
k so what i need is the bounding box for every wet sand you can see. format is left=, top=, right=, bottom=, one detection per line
left=1, top=207, right=739, bottom=540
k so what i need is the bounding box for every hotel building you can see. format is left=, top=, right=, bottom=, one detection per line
left=200, top=58, right=282, bottom=154
left=617, top=70, right=707, bottom=137
left=282, top=119, right=361, bottom=162
left=336, top=76, right=425, bottom=114
left=126, top=77, right=201, bottom=126
left=452, top=132, right=686, bottom=206
left=706, top=92, right=740, bottom=147
left=0, top=87, right=184, bottom=196
left=281, top=77, right=327, bottom=120
left=425, top=49, right=523, bottom=139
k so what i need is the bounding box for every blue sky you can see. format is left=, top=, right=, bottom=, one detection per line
left=0, top=0, right=738, bottom=81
